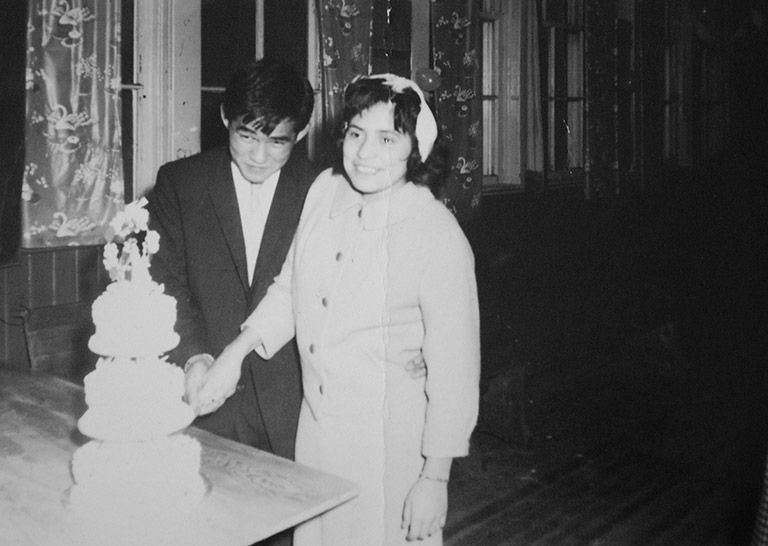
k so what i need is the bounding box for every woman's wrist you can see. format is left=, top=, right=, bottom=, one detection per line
left=419, top=472, right=449, bottom=483
left=420, top=456, right=453, bottom=483
left=232, top=326, right=262, bottom=355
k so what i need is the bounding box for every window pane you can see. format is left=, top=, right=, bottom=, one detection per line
left=482, top=8, right=498, bottom=177
left=201, top=0, right=256, bottom=87
left=371, top=0, right=411, bottom=76
left=201, top=0, right=256, bottom=150
left=121, top=0, right=135, bottom=200
left=201, top=91, right=229, bottom=151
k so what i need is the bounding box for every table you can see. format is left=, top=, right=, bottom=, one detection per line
left=0, top=367, right=358, bottom=545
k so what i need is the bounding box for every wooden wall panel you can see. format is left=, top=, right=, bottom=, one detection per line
left=77, top=247, right=106, bottom=302
left=28, top=251, right=53, bottom=307
left=1, top=261, right=27, bottom=367
left=0, top=247, right=103, bottom=369
left=53, top=249, right=78, bottom=304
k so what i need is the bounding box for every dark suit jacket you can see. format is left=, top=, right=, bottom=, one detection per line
left=147, top=146, right=315, bottom=460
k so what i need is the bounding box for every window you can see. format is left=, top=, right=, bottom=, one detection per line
left=123, top=1, right=267, bottom=198
left=663, top=2, right=693, bottom=165
left=539, top=0, right=584, bottom=181
left=481, top=1, right=524, bottom=190
left=124, top=1, right=320, bottom=198
left=200, top=0, right=259, bottom=151
left=121, top=1, right=203, bottom=198
left=120, top=0, right=136, bottom=202
left=370, top=0, right=412, bottom=75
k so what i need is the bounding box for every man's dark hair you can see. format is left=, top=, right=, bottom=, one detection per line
left=222, top=58, right=314, bottom=136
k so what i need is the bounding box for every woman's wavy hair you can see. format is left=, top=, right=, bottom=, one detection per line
left=331, top=76, right=448, bottom=197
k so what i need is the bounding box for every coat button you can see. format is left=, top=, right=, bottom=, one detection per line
left=309, top=344, right=315, bottom=354
left=358, top=209, right=363, bottom=218
left=335, top=252, right=342, bottom=262
left=321, top=297, right=328, bottom=307
left=319, top=385, right=324, bottom=395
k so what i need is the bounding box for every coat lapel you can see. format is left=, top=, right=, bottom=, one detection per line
left=207, top=151, right=250, bottom=291
left=247, top=156, right=307, bottom=311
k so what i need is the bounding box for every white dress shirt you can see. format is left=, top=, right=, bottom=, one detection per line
left=231, top=163, right=280, bottom=285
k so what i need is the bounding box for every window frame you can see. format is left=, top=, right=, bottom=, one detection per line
left=131, top=0, right=269, bottom=198
left=480, top=1, right=525, bottom=192
left=538, top=0, right=585, bottom=184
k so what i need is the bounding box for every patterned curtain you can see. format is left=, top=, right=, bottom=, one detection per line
left=22, top=0, right=124, bottom=248
left=315, top=0, right=374, bottom=161
left=431, top=0, right=483, bottom=224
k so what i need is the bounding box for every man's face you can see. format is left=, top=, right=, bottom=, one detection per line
left=223, top=115, right=300, bottom=184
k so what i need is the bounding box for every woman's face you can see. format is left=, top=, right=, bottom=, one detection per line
left=342, top=101, right=413, bottom=201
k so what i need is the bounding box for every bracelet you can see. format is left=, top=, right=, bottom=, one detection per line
left=419, top=472, right=449, bottom=483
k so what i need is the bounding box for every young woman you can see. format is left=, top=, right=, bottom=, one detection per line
left=198, top=74, right=480, bottom=546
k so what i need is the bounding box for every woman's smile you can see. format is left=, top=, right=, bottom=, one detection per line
left=342, top=102, right=412, bottom=200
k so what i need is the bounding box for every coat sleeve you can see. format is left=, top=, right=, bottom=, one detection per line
left=147, top=164, right=211, bottom=366
left=419, top=222, right=481, bottom=458
left=242, top=234, right=297, bottom=360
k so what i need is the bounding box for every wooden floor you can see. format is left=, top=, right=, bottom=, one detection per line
left=444, top=173, right=768, bottom=546
left=445, top=351, right=748, bottom=546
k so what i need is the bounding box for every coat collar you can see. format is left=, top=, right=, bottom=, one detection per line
left=329, top=175, right=428, bottom=230
left=206, top=148, right=309, bottom=291
left=207, top=148, right=250, bottom=290
left=252, top=154, right=307, bottom=280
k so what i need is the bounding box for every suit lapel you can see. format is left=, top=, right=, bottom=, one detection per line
left=207, top=151, right=250, bottom=291
left=247, top=157, right=306, bottom=311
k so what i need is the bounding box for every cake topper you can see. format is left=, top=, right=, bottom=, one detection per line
left=102, top=197, right=159, bottom=283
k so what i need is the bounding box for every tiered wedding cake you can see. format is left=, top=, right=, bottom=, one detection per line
left=70, top=198, right=206, bottom=517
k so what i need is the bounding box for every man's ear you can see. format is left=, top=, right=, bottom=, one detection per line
left=220, top=105, right=230, bottom=129
left=295, top=124, right=310, bottom=143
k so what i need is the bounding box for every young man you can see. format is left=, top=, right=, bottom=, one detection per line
left=147, top=58, right=315, bottom=465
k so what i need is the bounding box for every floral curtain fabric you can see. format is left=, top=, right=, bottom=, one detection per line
left=23, top=0, right=124, bottom=248
left=313, top=0, right=482, bottom=224
left=431, top=0, right=482, bottom=224
left=315, top=0, right=374, bottom=160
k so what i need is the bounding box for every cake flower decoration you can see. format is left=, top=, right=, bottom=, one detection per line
left=102, top=197, right=159, bottom=283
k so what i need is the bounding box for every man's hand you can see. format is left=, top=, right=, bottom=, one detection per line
left=183, top=353, right=214, bottom=415
left=405, top=352, right=427, bottom=379
left=195, top=346, right=243, bottom=416
left=196, top=326, right=261, bottom=416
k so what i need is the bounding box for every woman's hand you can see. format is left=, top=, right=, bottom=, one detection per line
left=401, top=475, right=448, bottom=541
left=196, top=327, right=261, bottom=415
left=183, top=353, right=214, bottom=414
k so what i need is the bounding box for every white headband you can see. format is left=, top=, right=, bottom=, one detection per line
left=366, top=73, right=438, bottom=162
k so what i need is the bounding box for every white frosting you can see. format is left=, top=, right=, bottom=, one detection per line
left=89, top=279, right=179, bottom=357
left=78, top=356, right=194, bottom=441
left=73, top=219, right=206, bottom=518
left=70, top=435, right=206, bottom=514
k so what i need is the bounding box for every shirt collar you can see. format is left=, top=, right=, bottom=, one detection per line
left=231, top=163, right=281, bottom=197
